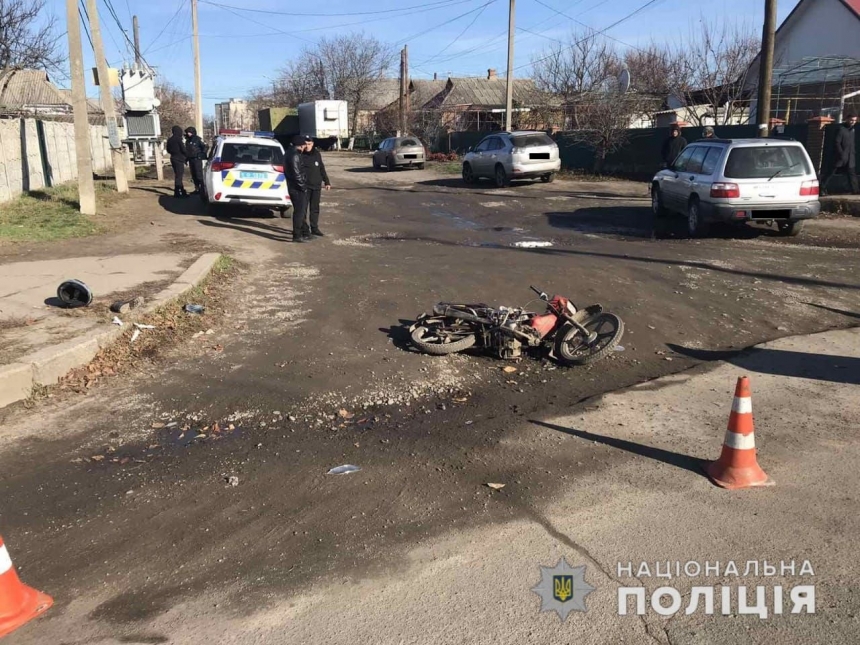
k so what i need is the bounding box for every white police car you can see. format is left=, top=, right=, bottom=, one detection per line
left=202, top=129, right=292, bottom=217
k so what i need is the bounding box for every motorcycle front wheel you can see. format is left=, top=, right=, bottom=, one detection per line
left=554, top=313, right=624, bottom=366
left=410, top=319, right=477, bottom=356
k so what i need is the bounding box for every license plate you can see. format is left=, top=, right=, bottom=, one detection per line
left=240, top=171, right=267, bottom=179
left=404, top=154, right=417, bottom=159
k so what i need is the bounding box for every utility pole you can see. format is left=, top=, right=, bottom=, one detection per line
left=399, top=46, right=407, bottom=136
left=404, top=45, right=410, bottom=131
left=65, top=0, right=96, bottom=214
left=755, top=0, right=777, bottom=137
left=86, top=0, right=129, bottom=193
left=191, top=0, right=203, bottom=133
left=133, top=15, right=142, bottom=66
left=504, top=0, right=516, bottom=132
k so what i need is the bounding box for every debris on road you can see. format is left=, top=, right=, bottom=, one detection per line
left=151, top=422, right=165, bottom=429
left=327, top=465, right=361, bottom=475
left=184, top=304, right=205, bottom=314
left=112, top=317, right=124, bottom=327
left=130, top=329, right=141, bottom=344
left=110, top=296, right=144, bottom=314
left=614, top=345, right=626, bottom=352
left=226, top=475, right=239, bottom=487
left=513, top=241, right=553, bottom=248
left=134, top=323, right=156, bottom=330
left=502, top=366, right=518, bottom=374
left=486, top=483, right=505, bottom=490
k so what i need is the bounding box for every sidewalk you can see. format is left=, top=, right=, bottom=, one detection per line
left=0, top=252, right=222, bottom=408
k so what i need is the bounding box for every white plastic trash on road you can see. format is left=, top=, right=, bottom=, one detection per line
left=327, top=465, right=361, bottom=475
left=513, top=241, right=553, bottom=248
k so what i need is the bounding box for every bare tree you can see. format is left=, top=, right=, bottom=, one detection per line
left=623, top=44, right=679, bottom=95
left=531, top=31, right=621, bottom=128
left=155, top=82, right=195, bottom=134
left=0, top=0, right=61, bottom=73
left=666, top=22, right=760, bottom=125
left=262, top=33, right=395, bottom=137
left=566, top=93, right=650, bottom=173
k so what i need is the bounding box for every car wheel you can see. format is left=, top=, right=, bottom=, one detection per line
left=417, top=162, right=425, bottom=170
left=387, top=157, right=395, bottom=172
left=777, top=220, right=804, bottom=237
left=494, top=164, right=509, bottom=188
left=687, top=197, right=707, bottom=237
left=372, top=157, right=380, bottom=171
left=651, top=186, right=668, bottom=217
left=540, top=173, right=555, bottom=183
left=462, top=163, right=475, bottom=185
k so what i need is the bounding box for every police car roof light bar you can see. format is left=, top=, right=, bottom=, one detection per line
left=218, top=129, right=275, bottom=139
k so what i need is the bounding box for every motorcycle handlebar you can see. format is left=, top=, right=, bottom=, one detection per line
left=529, top=285, right=549, bottom=302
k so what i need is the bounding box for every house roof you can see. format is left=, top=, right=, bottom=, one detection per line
left=844, top=0, right=860, bottom=16
left=56, top=90, right=105, bottom=114
left=777, top=0, right=860, bottom=39
left=0, top=69, right=70, bottom=111
left=360, top=79, right=401, bottom=111
left=408, top=79, right=447, bottom=108
left=440, top=76, right=539, bottom=108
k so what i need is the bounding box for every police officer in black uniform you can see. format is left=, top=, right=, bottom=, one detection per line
left=184, top=126, right=207, bottom=195
left=301, top=136, right=331, bottom=237
left=166, top=125, right=187, bottom=198
left=285, top=135, right=310, bottom=243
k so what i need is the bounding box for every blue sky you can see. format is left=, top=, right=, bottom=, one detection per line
left=44, top=0, right=802, bottom=114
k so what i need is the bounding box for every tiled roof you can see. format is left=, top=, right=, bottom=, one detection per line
left=0, top=69, right=69, bottom=111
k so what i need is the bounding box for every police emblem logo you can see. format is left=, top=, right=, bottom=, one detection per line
left=553, top=575, right=573, bottom=602
left=532, top=558, right=595, bottom=621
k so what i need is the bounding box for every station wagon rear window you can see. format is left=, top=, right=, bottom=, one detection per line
left=511, top=133, right=554, bottom=148
left=723, top=146, right=810, bottom=179
left=399, top=139, right=420, bottom=147
left=221, top=143, right=284, bottom=165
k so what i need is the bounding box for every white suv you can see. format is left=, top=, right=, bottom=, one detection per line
left=202, top=130, right=293, bottom=217
left=651, top=138, right=820, bottom=237
left=462, top=131, right=561, bottom=187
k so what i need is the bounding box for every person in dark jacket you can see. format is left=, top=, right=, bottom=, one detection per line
left=661, top=124, right=687, bottom=167
left=165, top=125, right=187, bottom=197
left=301, top=136, right=331, bottom=237
left=184, top=126, right=207, bottom=195
left=822, top=114, right=859, bottom=195
left=285, top=135, right=310, bottom=243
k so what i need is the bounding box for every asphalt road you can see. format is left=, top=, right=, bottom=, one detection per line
left=1, top=153, right=860, bottom=644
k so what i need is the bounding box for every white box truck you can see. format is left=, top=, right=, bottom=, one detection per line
left=298, top=101, right=349, bottom=140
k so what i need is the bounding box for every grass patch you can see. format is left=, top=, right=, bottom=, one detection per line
left=0, top=181, right=119, bottom=242
left=430, top=160, right=462, bottom=175
left=556, top=168, right=625, bottom=182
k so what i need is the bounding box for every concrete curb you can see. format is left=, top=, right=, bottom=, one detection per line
left=0, top=252, right=223, bottom=410
left=820, top=196, right=860, bottom=217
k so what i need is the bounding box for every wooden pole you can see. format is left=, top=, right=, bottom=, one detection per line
left=65, top=0, right=96, bottom=214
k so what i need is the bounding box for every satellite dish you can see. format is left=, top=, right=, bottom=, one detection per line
left=618, top=68, right=631, bottom=94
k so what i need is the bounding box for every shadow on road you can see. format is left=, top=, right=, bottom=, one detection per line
left=197, top=218, right=292, bottom=243
left=667, top=344, right=860, bottom=385
left=804, top=302, right=860, bottom=320
left=530, top=419, right=708, bottom=477
left=372, top=235, right=860, bottom=292
left=379, top=320, right=418, bottom=352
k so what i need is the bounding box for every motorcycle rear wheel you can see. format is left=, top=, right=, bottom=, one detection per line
left=554, top=313, right=624, bottom=365
left=410, top=320, right=477, bottom=356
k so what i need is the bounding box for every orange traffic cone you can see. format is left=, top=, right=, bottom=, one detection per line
left=705, top=376, right=774, bottom=490
left=0, top=536, right=52, bottom=638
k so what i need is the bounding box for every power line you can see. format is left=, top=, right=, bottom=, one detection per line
left=515, top=0, right=666, bottom=71
left=144, top=0, right=186, bottom=53
left=78, top=2, right=95, bottom=53
left=531, top=0, right=644, bottom=52
left=401, top=0, right=498, bottom=46
left=199, top=0, right=480, bottom=18
left=421, top=0, right=496, bottom=65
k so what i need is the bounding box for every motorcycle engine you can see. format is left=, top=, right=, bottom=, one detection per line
left=498, top=336, right=523, bottom=359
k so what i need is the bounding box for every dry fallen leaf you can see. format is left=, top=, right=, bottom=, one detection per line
left=151, top=422, right=165, bottom=429
left=195, top=433, right=207, bottom=439
left=91, top=455, right=105, bottom=462
left=452, top=397, right=469, bottom=403
left=502, top=366, right=518, bottom=374
left=486, top=482, right=505, bottom=490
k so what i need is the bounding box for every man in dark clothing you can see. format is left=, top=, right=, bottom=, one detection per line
left=701, top=126, right=715, bottom=140
left=301, top=136, right=331, bottom=237
left=661, top=124, right=687, bottom=167
left=822, top=114, right=859, bottom=195
left=184, top=126, right=207, bottom=195
left=165, top=125, right=188, bottom=197
left=285, top=135, right=310, bottom=243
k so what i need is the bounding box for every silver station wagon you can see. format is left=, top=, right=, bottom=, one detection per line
left=651, top=138, right=820, bottom=237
